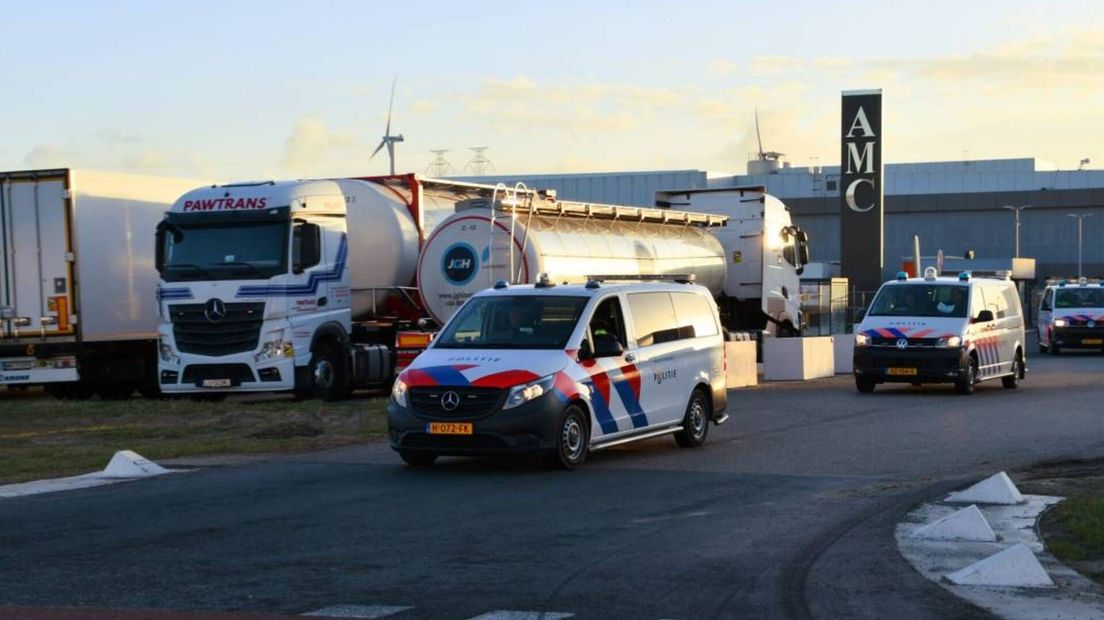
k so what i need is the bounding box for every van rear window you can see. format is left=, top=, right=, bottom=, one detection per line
left=868, top=285, right=969, bottom=318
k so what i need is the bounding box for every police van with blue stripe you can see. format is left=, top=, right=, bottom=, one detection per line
left=388, top=275, right=728, bottom=468
left=853, top=268, right=1026, bottom=395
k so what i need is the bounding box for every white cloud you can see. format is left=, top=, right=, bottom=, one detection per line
left=279, top=116, right=362, bottom=177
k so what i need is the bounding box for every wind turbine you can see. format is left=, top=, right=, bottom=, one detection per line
left=371, top=77, right=404, bottom=175
left=754, top=108, right=785, bottom=163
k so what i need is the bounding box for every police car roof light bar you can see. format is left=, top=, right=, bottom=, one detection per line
left=959, top=271, right=971, bottom=282
left=585, top=274, right=697, bottom=285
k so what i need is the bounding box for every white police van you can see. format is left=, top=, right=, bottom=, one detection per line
left=387, top=275, right=728, bottom=468
left=1037, top=279, right=1104, bottom=354
left=853, top=268, right=1026, bottom=395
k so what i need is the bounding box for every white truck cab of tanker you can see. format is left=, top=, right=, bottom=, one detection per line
left=156, top=175, right=518, bottom=398
left=1037, top=278, right=1104, bottom=354
left=388, top=275, right=728, bottom=468
left=654, top=187, right=809, bottom=335
left=853, top=268, right=1026, bottom=395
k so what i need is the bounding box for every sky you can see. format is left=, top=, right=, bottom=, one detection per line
left=1, top=0, right=1101, bottom=182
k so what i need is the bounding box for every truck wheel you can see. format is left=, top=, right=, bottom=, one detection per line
left=955, top=356, right=978, bottom=395
left=399, top=450, right=437, bottom=467
left=548, top=404, right=589, bottom=470
left=309, top=341, right=351, bottom=401
left=855, top=377, right=876, bottom=393
left=1002, top=352, right=1023, bottom=389
left=675, top=389, right=711, bottom=448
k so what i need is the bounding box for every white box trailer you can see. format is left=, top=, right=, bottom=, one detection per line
left=0, top=169, right=206, bottom=397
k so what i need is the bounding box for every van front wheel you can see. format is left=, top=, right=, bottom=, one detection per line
left=675, top=389, right=711, bottom=448
left=549, top=405, right=589, bottom=469
left=956, top=356, right=978, bottom=395
left=855, top=377, right=876, bottom=393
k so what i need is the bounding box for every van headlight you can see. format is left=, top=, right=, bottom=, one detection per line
left=854, top=333, right=872, bottom=348
left=1053, top=318, right=1068, bottom=327
left=503, top=375, right=556, bottom=410
left=391, top=378, right=409, bottom=408
left=255, top=331, right=294, bottom=362
left=936, top=336, right=962, bottom=348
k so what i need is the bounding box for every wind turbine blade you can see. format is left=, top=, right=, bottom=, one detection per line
left=385, top=76, right=397, bottom=135
left=370, top=140, right=386, bottom=159
left=755, top=108, right=764, bottom=158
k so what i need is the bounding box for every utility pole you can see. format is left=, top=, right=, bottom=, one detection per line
left=1002, top=205, right=1031, bottom=258
left=1068, top=213, right=1094, bottom=279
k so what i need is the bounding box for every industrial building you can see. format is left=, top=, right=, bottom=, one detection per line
left=456, top=157, right=1104, bottom=286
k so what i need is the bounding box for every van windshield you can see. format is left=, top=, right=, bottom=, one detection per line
left=868, top=284, right=969, bottom=318
left=1056, top=288, right=1104, bottom=308
left=435, top=295, right=588, bottom=349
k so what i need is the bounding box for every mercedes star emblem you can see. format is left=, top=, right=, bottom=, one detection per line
left=1090, top=320, right=1097, bottom=328
left=204, top=298, right=227, bottom=323
left=896, top=338, right=909, bottom=350
left=441, top=390, right=461, bottom=411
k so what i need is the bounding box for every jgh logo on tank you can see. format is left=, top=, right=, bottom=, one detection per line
left=442, top=243, right=479, bottom=285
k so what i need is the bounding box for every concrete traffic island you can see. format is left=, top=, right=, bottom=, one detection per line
left=897, top=471, right=1104, bottom=619
left=0, top=450, right=175, bottom=499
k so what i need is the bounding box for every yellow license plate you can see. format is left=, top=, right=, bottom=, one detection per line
left=887, top=367, right=918, bottom=376
left=427, top=422, right=473, bottom=435
left=1083, top=338, right=1103, bottom=345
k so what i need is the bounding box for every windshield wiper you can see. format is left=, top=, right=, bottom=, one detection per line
left=166, top=263, right=211, bottom=277
left=217, top=260, right=267, bottom=277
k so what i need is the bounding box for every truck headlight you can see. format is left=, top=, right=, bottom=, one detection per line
left=159, top=340, right=179, bottom=365
left=936, top=336, right=962, bottom=348
left=391, top=378, right=409, bottom=408
left=1053, top=318, right=1068, bottom=327
left=503, top=375, right=556, bottom=410
left=255, top=331, right=294, bottom=362
left=854, top=333, right=871, bottom=348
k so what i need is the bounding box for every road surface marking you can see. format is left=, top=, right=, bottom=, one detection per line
left=303, top=604, right=412, bottom=618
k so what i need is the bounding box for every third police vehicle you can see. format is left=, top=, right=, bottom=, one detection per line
left=853, top=268, right=1026, bottom=394
left=1037, top=278, right=1104, bottom=354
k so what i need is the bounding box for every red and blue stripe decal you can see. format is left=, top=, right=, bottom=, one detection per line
left=400, top=364, right=541, bottom=389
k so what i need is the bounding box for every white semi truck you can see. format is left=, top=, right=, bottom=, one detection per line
left=1, top=169, right=206, bottom=397
left=156, top=176, right=808, bottom=399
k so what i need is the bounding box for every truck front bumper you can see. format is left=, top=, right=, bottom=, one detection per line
left=159, top=357, right=297, bottom=393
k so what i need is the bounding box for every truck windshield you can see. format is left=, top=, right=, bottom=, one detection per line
left=1056, top=288, right=1104, bottom=308
left=435, top=295, right=589, bottom=349
left=868, top=284, right=969, bottom=318
left=160, top=221, right=288, bottom=282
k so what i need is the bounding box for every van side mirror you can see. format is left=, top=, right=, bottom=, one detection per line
left=293, top=222, right=321, bottom=274
left=854, top=307, right=867, bottom=322
left=593, top=334, right=625, bottom=358
left=578, top=339, right=594, bottom=361
left=974, top=309, right=994, bottom=323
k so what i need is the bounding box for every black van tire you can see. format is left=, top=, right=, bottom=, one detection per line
left=675, top=389, right=711, bottom=448
left=855, top=377, right=876, bottom=393
left=1002, top=351, right=1023, bottom=389
left=549, top=404, right=589, bottom=469
left=956, top=355, right=978, bottom=395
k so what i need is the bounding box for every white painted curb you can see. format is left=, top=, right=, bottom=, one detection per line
left=945, top=543, right=1054, bottom=588
left=946, top=471, right=1025, bottom=505
left=911, top=505, right=997, bottom=542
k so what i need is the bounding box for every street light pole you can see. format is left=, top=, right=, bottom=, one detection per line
left=1068, top=213, right=1094, bottom=279
left=1002, top=205, right=1032, bottom=258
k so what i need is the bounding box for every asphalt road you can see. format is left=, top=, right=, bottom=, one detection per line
left=2, top=349, right=1103, bottom=619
